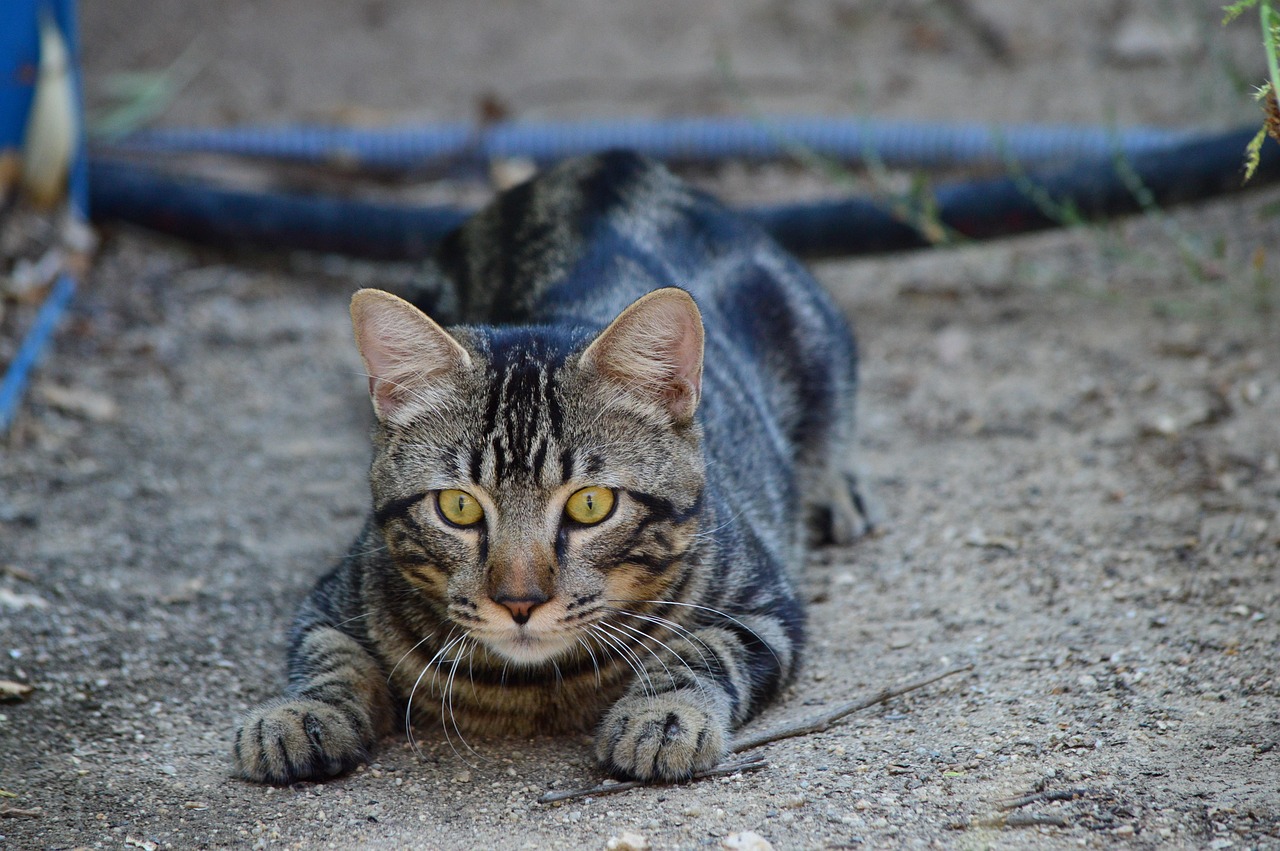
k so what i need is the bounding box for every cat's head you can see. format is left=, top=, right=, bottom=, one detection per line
left=351, top=287, right=706, bottom=665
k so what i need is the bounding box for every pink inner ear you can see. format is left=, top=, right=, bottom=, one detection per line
left=663, top=302, right=704, bottom=397
left=584, top=288, right=705, bottom=422
left=350, top=289, right=469, bottom=422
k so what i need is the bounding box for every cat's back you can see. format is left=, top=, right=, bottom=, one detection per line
left=424, top=151, right=856, bottom=443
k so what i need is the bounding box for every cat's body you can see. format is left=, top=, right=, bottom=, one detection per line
left=234, top=151, right=868, bottom=785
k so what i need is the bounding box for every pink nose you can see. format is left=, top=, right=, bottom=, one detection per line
left=492, top=594, right=547, bottom=625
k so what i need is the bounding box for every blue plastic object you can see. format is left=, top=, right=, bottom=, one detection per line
left=88, top=125, right=1278, bottom=261
left=0, top=273, right=77, bottom=433
left=0, top=0, right=86, bottom=435
left=0, top=0, right=41, bottom=153
left=112, top=116, right=1194, bottom=171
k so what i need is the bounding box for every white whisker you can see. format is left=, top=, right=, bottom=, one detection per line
left=441, top=636, right=483, bottom=765
left=331, top=611, right=374, bottom=630
left=611, top=609, right=717, bottom=672
left=405, top=625, right=459, bottom=760
left=575, top=635, right=603, bottom=689
left=609, top=613, right=713, bottom=680
left=630, top=598, right=781, bottom=669
left=590, top=624, right=654, bottom=697
left=599, top=620, right=677, bottom=691
left=387, top=630, right=438, bottom=685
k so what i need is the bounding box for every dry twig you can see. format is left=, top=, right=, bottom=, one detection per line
left=537, top=756, right=767, bottom=804
left=729, top=663, right=974, bottom=753
left=997, top=786, right=1095, bottom=811
left=949, top=812, right=1072, bottom=830
left=538, top=663, right=974, bottom=804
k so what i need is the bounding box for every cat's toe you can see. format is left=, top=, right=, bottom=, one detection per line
left=595, top=691, right=728, bottom=782
left=813, top=470, right=880, bottom=546
left=234, top=698, right=373, bottom=785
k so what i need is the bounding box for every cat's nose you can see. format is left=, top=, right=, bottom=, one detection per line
left=492, top=593, right=548, bottom=625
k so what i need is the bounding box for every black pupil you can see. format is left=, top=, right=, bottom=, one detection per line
left=584, top=494, right=594, bottom=512
left=456, top=496, right=466, bottom=513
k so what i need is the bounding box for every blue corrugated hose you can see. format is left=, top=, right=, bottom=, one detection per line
left=87, top=124, right=1279, bottom=260
left=108, top=116, right=1193, bottom=170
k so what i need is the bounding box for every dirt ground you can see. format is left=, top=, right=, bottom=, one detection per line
left=3, top=1, right=1279, bottom=849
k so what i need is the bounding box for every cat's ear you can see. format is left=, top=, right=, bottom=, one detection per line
left=350, top=288, right=471, bottom=424
left=580, top=288, right=704, bottom=424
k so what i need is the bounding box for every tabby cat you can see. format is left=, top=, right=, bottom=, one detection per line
left=234, top=151, right=869, bottom=785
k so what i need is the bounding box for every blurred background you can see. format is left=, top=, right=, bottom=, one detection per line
left=81, top=1, right=1260, bottom=130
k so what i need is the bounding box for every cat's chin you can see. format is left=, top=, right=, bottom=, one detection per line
left=480, top=630, right=578, bottom=666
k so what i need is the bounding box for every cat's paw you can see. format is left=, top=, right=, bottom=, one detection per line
left=813, top=469, right=880, bottom=546
left=594, top=690, right=729, bottom=782
left=234, top=697, right=374, bottom=785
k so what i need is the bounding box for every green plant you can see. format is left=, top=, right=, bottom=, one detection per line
left=87, top=39, right=205, bottom=140
left=1223, top=0, right=1280, bottom=180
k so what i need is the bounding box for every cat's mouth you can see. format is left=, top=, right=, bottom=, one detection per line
left=477, top=625, right=579, bottom=666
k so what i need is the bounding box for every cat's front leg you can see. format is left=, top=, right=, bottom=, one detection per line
left=234, top=626, right=393, bottom=785
left=595, top=684, right=731, bottom=781
left=594, top=619, right=786, bottom=781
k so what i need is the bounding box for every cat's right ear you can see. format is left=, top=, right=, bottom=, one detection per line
left=350, top=289, right=471, bottom=424
left=580, top=287, right=705, bottom=425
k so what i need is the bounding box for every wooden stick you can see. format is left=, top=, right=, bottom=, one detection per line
left=729, top=663, right=974, bottom=753
left=537, top=756, right=767, bottom=804
left=949, top=812, right=1072, bottom=830
left=997, top=786, right=1095, bottom=811
left=537, top=663, right=973, bottom=804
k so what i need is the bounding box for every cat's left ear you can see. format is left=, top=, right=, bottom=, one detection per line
left=580, top=287, right=704, bottom=424
left=350, top=288, right=472, bottom=425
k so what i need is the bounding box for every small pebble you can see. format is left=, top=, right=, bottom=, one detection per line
left=721, top=831, right=774, bottom=851
left=605, top=831, right=650, bottom=851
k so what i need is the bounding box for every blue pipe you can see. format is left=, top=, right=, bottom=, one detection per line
left=753, top=126, right=1280, bottom=255
left=108, top=116, right=1195, bottom=171
left=88, top=125, right=1280, bottom=261
left=0, top=273, right=77, bottom=433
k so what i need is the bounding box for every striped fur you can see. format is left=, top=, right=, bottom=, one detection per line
left=233, top=152, right=868, bottom=785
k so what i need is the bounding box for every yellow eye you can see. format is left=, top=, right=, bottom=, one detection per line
left=565, top=486, right=615, bottom=525
left=437, top=489, right=484, bottom=526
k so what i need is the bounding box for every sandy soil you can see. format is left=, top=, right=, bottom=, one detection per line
left=3, top=1, right=1278, bottom=849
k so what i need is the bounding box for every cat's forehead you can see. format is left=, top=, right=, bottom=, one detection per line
left=386, top=323, right=679, bottom=493
left=450, top=325, right=592, bottom=490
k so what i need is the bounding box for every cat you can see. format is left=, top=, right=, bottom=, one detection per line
left=233, top=150, right=870, bottom=785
